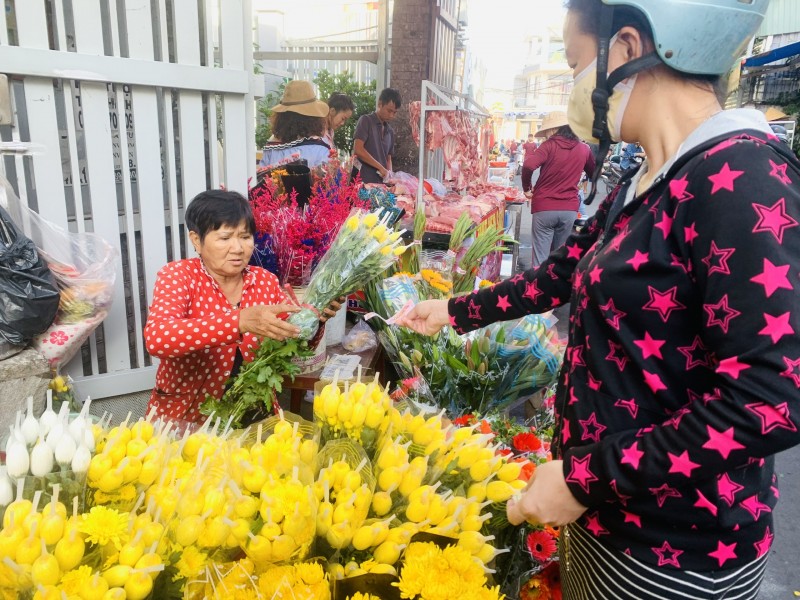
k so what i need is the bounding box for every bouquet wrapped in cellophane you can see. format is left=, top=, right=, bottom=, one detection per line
left=371, top=273, right=565, bottom=416
left=289, top=209, right=409, bottom=340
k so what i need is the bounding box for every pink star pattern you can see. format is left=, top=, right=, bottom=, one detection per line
left=701, top=241, right=735, bottom=276
left=561, top=417, right=571, bottom=445
left=546, top=263, right=558, bottom=280
left=510, top=273, right=525, bottom=284
left=626, top=250, right=649, bottom=272
left=522, top=281, right=542, bottom=302
left=716, top=356, right=750, bottom=380
left=654, top=212, right=674, bottom=240
left=684, top=223, right=699, bottom=244
left=449, top=315, right=458, bottom=327
left=759, top=312, right=794, bottom=343
left=665, top=407, right=690, bottom=430
left=751, top=258, right=793, bottom=297
left=496, top=295, right=511, bottom=313
left=717, top=473, right=744, bottom=506
left=588, top=265, right=604, bottom=284
left=745, top=401, right=797, bottom=434
left=740, top=495, right=772, bottom=520
left=708, top=541, right=738, bottom=568
left=669, top=175, right=694, bottom=202
left=643, top=286, right=686, bottom=322
left=614, top=398, right=639, bottom=419
left=467, top=300, right=482, bottom=321
left=584, top=512, right=609, bottom=536
left=643, top=370, right=667, bottom=394
left=566, top=454, right=599, bottom=493
left=694, top=490, right=718, bottom=516
left=704, top=295, right=741, bottom=334
left=599, top=298, right=627, bottom=330
left=677, top=336, right=711, bottom=370
left=570, top=345, right=586, bottom=367
left=652, top=540, right=683, bottom=568
left=634, top=332, right=666, bottom=360
left=610, top=226, right=630, bottom=252
left=754, top=526, right=774, bottom=559
left=752, top=198, right=799, bottom=243
left=579, top=413, right=607, bottom=443
left=620, top=441, right=645, bottom=470
left=702, top=425, right=744, bottom=459
left=606, top=341, right=629, bottom=372
left=769, top=159, right=792, bottom=185
left=649, top=483, right=682, bottom=508
left=587, top=373, right=602, bottom=391
left=621, top=510, right=642, bottom=528
left=565, top=243, right=584, bottom=260
left=668, top=450, right=701, bottom=477
left=609, top=479, right=631, bottom=506
left=780, top=356, right=800, bottom=388
left=708, top=162, right=745, bottom=194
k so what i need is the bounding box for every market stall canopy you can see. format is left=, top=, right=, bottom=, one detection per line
left=764, top=107, right=789, bottom=122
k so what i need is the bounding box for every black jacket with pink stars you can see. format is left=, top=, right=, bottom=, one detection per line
left=449, top=130, right=800, bottom=571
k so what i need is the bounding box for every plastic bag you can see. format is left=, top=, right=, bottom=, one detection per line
left=342, top=320, right=377, bottom=352
left=0, top=173, right=117, bottom=367
left=0, top=203, right=60, bottom=345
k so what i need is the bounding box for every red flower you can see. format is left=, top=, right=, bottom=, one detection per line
left=453, top=414, right=474, bottom=427
left=49, top=331, right=68, bottom=346
left=496, top=448, right=513, bottom=458
left=513, top=432, right=543, bottom=452
left=527, top=529, right=558, bottom=563
left=479, top=420, right=494, bottom=435
left=518, top=460, right=536, bottom=482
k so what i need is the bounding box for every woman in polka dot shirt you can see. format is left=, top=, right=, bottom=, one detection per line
left=144, top=190, right=336, bottom=423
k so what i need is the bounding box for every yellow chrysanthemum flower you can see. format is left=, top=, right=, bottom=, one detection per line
left=295, top=562, right=325, bottom=586
left=174, top=545, right=209, bottom=581
left=59, top=565, right=93, bottom=595
left=347, top=594, right=382, bottom=600
left=79, top=506, right=130, bottom=550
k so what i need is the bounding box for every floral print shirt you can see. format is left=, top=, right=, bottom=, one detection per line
left=450, top=131, right=800, bottom=571
left=144, top=258, right=285, bottom=422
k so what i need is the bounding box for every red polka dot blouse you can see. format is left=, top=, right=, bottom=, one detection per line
left=143, top=258, right=285, bottom=423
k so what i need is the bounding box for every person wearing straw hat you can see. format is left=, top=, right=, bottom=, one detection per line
left=260, top=80, right=333, bottom=169
left=523, top=111, right=595, bottom=267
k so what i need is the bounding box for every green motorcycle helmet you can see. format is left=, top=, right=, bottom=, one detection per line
left=604, top=0, right=771, bottom=75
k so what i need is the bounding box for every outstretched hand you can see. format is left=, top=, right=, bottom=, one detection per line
left=506, top=460, right=587, bottom=526
left=394, top=299, right=451, bottom=336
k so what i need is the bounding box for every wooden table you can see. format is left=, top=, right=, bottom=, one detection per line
left=286, top=341, right=386, bottom=414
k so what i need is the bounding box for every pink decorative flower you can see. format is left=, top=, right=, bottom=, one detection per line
left=49, top=331, right=69, bottom=346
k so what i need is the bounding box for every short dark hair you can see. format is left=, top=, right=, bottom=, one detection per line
left=185, top=190, right=255, bottom=242
left=327, top=93, right=356, bottom=113
left=270, top=111, right=326, bottom=143
left=554, top=125, right=579, bottom=141
left=564, top=0, right=722, bottom=97
left=378, top=88, right=402, bottom=109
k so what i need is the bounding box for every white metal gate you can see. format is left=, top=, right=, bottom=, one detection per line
left=0, top=0, right=259, bottom=399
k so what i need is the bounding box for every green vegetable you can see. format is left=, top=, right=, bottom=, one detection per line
left=199, top=337, right=313, bottom=428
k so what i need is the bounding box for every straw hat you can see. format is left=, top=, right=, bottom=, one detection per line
left=271, top=81, right=329, bottom=118
left=535, top=112, right=570, bottom=138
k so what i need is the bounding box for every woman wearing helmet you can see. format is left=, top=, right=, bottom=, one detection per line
left=399, top=0, right=800, bottom=598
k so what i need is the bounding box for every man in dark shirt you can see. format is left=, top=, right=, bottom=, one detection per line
left=352, top=88, right=401, bottom=184
left=521, top=134, right=540, bottom=194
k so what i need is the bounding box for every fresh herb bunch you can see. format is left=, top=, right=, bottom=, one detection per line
left=199, top=337, right=313, bottom=428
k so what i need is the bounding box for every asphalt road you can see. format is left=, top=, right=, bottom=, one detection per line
left=513, top=175, right=799, bottom=597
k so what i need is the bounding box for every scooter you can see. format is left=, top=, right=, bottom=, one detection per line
left=602, top=155, right=625, bottom=186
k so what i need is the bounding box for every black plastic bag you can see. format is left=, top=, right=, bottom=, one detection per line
left=0, top=204, right=60, bottom=345
left=281, top=163, right=313, bottom=207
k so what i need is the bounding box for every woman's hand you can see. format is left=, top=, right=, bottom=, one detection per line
left=319, top=296, right=346, bottom=324
left=396, top=299, right=451, bottom=336
left=506, top=460, right=587, bottom=527
left=239, top=304, right=301, bottom=341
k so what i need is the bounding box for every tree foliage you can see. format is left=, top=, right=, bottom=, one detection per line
left=255, top=70, right=376, bottom=152
left=775, top=90, right=800, bottom=159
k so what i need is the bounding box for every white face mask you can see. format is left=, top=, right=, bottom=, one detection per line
left=567, top=35, right=638, bottom=143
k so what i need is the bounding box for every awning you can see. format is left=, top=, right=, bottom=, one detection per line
left=744, top=41, right=800, bottom=67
